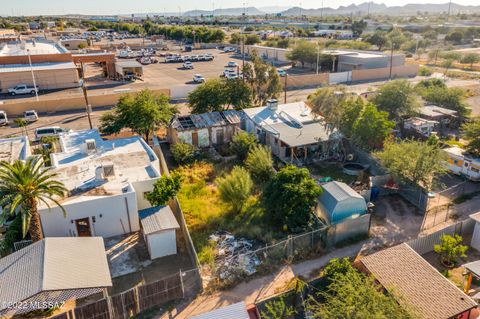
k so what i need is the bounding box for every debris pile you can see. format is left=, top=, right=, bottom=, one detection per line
left=209, top=231, right=262, bottom=280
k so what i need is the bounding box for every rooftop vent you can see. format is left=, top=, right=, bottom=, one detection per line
left=85, top=139, right=96, bottom=153
left=102, top=163, right=115, bottom=179
left=267, top=99, right=278, bottom=111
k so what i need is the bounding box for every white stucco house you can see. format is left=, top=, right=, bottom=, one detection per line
left=38, top=129, right=162, bottom=238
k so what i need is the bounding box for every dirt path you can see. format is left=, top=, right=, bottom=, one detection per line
left=156, top=241, right=368, bottom=319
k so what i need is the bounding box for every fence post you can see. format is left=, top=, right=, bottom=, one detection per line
left=106, top=295, right=114, bottom=319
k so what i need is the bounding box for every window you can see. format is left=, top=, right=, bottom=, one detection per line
left=454, top=160, right=458, bottom=164
left=465, top=163, right=469, bottom=168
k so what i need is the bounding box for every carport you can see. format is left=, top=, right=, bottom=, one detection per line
left=139, top=205, right=180, bottom=260
left=115, top=60, right=143, bottom=80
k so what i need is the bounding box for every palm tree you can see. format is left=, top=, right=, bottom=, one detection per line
left=0, top=158, right=67, bottom=242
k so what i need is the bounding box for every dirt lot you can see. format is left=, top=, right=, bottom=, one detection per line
left=369, top=194, right=424, bottom=247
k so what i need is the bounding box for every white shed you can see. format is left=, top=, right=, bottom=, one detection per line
left=139, top=205, right=180, bottom=260
left=189, top=302, right=250, bottom=319
left=470, top=212, right=480, bottom=251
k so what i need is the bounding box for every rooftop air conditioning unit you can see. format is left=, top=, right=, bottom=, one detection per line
left=85, top=139, right=96, bottom=153
left=267, top=99, right=278, bottom=111
left=102, top=163, right=115, bottom=179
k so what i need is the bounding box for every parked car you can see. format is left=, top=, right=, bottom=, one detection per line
left=223, top=47, right=236, bottom=53
left=183, top=61, right=194, bottom=69
left=204, top=53, right=214, bottom=61
left=0, top=111, right=8, bottom=126
left=277, top=69, right=287, bottom=77
left=8, top=84, right=39, bottom=96
left=23, top=110, right=39, bottom=122
left=225, top=72, right=239, bottom=80
left=193, top=74, right=206, bottom=83
left=222, top=69, right=235, bottom=77
left=227, top=61, right=238, bottom=68
left=34, top=126, right=69, bottom=140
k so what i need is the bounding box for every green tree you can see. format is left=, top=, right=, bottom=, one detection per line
left=308, top=86, right=348, bottom=130
left=245, top=34, right=261, bottom=45
left=374, top=139, right=447, bottom=192
left=416, top=79, right=469, bottom=117
left=287, top=40, right=317, bottom=68
left=245, top=145, right=274, bottom=184
left=230, top=132, right=257, bottom=161
left=441, top=58, right=455, bottom=79
left=261, top=296, right=296, bottom=319
left=188, top=79, right=227, bottom=113
left=263, top=165, right=322, bottom=232
left=308, top=259, right=414, bottom=319
left=224, top=79, right=253, bottom=109
left=243, top=51, right=282, bottom=106
left=460, top=53, right=480, bottom=69
left=339, top=98, right=364, bottom=137
left=216, top=166, right=253, bottom=213
left=365, top=31, right=388, bottom=50
left=100, top=89, right=176, bottom=142
left=461, top=119, right=480, bottom=156
left=145, top=173, right=182, bottom=206
left=351, top=19, right=367, bottom=38
left=445, top=30, right=464, bottom=44
left=351, top=103, right=395, bottom=149
left=171, top=142, right=196, bottom=165
left=434, top=234, right=468, bottom=268
left=373, top=79, right=420, bottom=120
left=0, top=158, right=67, bottom=242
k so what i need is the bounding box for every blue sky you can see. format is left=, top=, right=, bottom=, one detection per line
left=1, top=0, right=479, bottom=16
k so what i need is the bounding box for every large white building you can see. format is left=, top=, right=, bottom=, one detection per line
left=38, top=129, right=161, bottom=238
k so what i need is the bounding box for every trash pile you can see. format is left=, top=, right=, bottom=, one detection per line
left=209, top=231, right=262, bottom=281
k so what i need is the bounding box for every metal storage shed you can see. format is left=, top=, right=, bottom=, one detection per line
left=316, top=181, right=367, bottom=224
left=139, top=205, right=180, bottom=260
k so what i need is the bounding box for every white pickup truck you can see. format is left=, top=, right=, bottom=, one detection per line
left=8, top=84, right=39, bottom=96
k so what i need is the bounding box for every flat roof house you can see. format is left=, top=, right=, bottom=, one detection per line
left=0, top=135, right=31, bottom=163
left=316, top=181, right=368, bottom=224
left=360, top=243, right=478, bottom=319
left=38, top=129, right=161, bottom=238
left=243, top=100, right=336, bottom=164
left=0, top=237, right=112, bottom=317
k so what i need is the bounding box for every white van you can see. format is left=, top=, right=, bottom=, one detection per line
left=34, top=127, right=68, bottom=140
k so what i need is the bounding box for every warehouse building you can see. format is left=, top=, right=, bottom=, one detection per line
left=0, top=39, right=116, bottom=93
left=0, top=40, right=80, bottom=93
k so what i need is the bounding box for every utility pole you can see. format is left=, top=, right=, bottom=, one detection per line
left=284, top=74, right=288, bottom=104
left=389, top=41, right=394, bottom=81
left=80, top=62, right=93, bottom=129
left=316, top=42, right=320, bottom=74
left=320, top=0, right=324, bottom=22
left=26, top=49, right=39, bottom=102
left=447, top=0, right=452, bottom=21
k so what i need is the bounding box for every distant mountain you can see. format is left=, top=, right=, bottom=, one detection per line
left=280, top=2, right=480, bottom=16
left=183, top=7, right=264, bottom=17
left=258, top=6, right=293, bottom=14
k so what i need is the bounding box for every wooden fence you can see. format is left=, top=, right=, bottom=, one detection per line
left=50, top=269, right=200, bottom=319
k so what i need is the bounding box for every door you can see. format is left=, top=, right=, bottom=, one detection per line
left=215, top=129, right=224, bottom=145
left=192, top=132, right=199, bottom=147
left=75, top=218, right=92, bottom=237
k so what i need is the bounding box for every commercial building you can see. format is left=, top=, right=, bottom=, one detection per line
left=322, top=49, right=405, bottom=72
left=0, top=40, right=80, bottom=93
left=243, top=100, right=337, bottom=164
left=38, top=129, right=162, bottom=238
left=0, top=39, right=116, bottom=93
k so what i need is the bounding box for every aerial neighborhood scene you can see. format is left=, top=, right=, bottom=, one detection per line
left=3, top=0, right=480, bottom=318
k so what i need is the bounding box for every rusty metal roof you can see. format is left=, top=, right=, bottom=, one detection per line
left=172, top=110, right=244, bottom=131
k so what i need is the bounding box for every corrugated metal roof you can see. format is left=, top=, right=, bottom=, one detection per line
left=464, top=260, right=480, bottom=277
left=0, top=237, right=112, bottom=312
left=0, top=62, right=77, bottom=73
left=189, top=302, right=249, bottom=319
left=139, top=205, right=180, bottom=235
left=115, top=60, right=143, bottom=68
left=361, top=243, right=477, bottom=319
left=172, top=110, right=244, bottom=131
